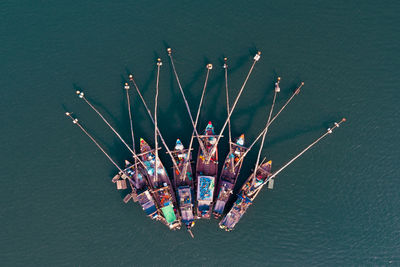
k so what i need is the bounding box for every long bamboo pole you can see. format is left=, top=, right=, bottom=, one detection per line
left=205, top=51, right=262, bottom=163
left=234, top=82, right=304, bottom=168
left=179, top=64, right=212, bottom=181
left=65, top=112, right=134, bottom=185
left=75, top=90, right=147, bottom=169
left=265, top=118, right=346, bottom=184
left=251, top=77, right=280, bottom=180
left=154, top=59, right=162, bottom=183
left=127, top=74, right=180, bottom=171
left=167, top=47, right=208, bottom=156
left=124, top=82, right=139, bottom=182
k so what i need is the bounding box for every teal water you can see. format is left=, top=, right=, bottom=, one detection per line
left=1, top=0, right=399, bottom=265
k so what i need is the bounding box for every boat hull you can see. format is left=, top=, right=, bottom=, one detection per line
left=140, top=139, right=181, bottom=230
left=172, top=140, right=196, bottom=229
left=213, top=139, right=247, bottom=218
left=195, top=143, right=218, bottom=219
left=219, top=161, right=272, bottom=231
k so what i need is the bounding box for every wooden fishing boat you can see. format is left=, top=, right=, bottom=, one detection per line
left=121, top=160, right=160, bottom=220
left=213, top=134, right=248, bottom=218
left=171, top=139, right=195, bottom=230
left=139, top=138, right=181, bottom=230
left=219, top=160, right=272, bottom=231
left=195, top=122, right=218, bottom=219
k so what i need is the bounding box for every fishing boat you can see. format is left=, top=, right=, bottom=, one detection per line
left=120, top=160, right=160, bottom=219
left=139, top=138, right=181, bottom=230
left=219, top=160, right=272, bottom=231
left=213, top=134, right=248, bottom=218
left=171, top=139, right=196, bottom=232
left=195, top=122, right=218, bottom=219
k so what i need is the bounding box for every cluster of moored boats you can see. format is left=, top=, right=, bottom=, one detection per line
left=65, top=48, right=345, bottom=237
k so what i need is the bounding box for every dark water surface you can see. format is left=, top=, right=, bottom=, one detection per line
left=1, top=0, right=399, bottom=266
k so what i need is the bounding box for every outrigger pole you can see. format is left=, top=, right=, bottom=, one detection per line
left=188, top=229, right=195, bottom=238
left=128, top=74, right=180, bottom=171
left=205, top=51, right=262, bottom=163
left=251, top=77, right=280, bottom=180
left=265, top=118, right=346, bottom=184
left=224, top=58, right=232, bottom=153
left=124, top=82, right=138, bottom=182
left=224, top=58, right=235, bottom=173
left=234, top=82, right=305, bottom=169
left=154, top=58, right=162, bottom=183
left=167, top=47, right=208, bottom=156
left=65, top=112, right=134, bottom=186
left=179, top=63, right=212, bottom=182
left=251, top=118, right=346, bottom=201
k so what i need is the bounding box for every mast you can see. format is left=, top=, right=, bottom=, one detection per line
left=127, top=74, right=180, bottom=171
left=205, top=51, right=262, bottom=163
left=124, top=82, right=138, bottom=182
left=179, top=63, right=212, bottom=181
left=65, top=112, right=134, bottom=185
left=234, top=82, right=304, bottom=168
left=154, top=58, right=162, bottom=183
left=251, top=77, right=280, bottom=180
left=167, top=47, right=208, bottom=156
